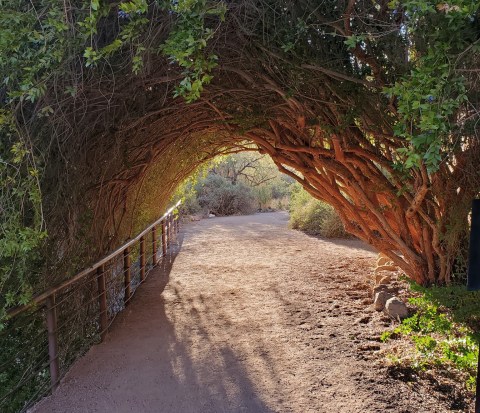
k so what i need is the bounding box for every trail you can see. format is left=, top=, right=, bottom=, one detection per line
left=32, top=212, right=465, bottom=413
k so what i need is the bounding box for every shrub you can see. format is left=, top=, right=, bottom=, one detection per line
left=253, top=185, right=273, bottom=210
left=289, top=184, right=348, bottom=238
left=175, top=180, right=201, bottom=215
left=197, top=174, right=256, bottom=216
left=322, top=209, right=349, bottom=238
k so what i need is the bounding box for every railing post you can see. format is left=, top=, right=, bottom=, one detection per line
left=161, top=220, right=167, bottom=256
left=167, top=214, right=172, bottom=247
left=140, top=236, right=146, bottom=282
left=97, top=265, right=108, bottom=342
left=46, top=294, right=60, bottom=390
left=152, top=226, right=157, bottom=266
left=124, top=247, right=131, bottom=305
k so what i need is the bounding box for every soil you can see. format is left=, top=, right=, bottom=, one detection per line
left=31, top=212, right=474, bottom=413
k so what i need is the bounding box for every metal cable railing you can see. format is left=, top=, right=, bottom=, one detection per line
left=0, top=201, right=181, bottom=413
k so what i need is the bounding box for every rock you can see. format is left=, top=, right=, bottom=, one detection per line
left=374, top=291, right=393, bottom=311
left=374, top=265, right=397, bottom=275
left=376, top=256, right=390, bottom=267
left=384, top=297, right=409, bottom=320
left=208, top=213, right=216, bottom=218
left=379, top=275, right=392, bottom=285
left=371, top=284, right=389, bottom=299
left=375, top=273, right=392, bottom=285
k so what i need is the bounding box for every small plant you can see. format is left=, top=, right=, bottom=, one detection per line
left=381, top=282, right=480, bottom=392
left=380, top=331, right=392, bottom=343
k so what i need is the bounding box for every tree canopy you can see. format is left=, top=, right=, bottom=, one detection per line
left=1, top=0, right=480, bottom=318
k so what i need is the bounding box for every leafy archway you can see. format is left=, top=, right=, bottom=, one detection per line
left=2, top=0, right=480, bottom=316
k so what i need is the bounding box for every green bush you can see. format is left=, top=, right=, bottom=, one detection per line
left=289, top=185, right=348, bottom=238
left=197, top=174, right=256, bottom=216
left=177, top=180, right=202, bottom=215
left=171, top=154, right=294, bottom=215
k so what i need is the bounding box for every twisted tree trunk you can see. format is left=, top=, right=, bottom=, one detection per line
left=239, top=113, right=477, bottom=285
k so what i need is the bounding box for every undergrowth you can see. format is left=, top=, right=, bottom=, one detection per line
left=381, top=281, right=480, bottom=391
left=289, top=184, right=348, bottom=238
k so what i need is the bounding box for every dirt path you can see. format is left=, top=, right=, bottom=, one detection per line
left=32, top=212, right=467, bottom=413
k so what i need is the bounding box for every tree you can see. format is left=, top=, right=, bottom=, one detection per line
left=1, top=0, right=480, bottom=318
left=211, top=153, right=277, bottom=186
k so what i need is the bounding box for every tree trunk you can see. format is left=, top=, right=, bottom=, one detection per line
left=239, top=115, right=477, bottom=285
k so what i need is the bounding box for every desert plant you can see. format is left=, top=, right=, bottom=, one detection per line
left=196, top=174, right=256, bottom=216
left=289, top=185, right=348, bottom=238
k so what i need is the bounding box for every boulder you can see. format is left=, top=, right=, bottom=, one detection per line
left=371, top=284, right=389, bottom=299
left=384, top=297, right=409, bottom=320
left=374, top=291, right=393, bottom=311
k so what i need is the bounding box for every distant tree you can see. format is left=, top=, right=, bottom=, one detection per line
left=211, top=153, right=277, bottom=186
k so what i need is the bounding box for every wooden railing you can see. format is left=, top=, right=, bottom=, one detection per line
left=1, top=201, right=181, bottom=412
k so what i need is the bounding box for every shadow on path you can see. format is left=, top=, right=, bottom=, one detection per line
left=32, top=231, right=277, bottom=413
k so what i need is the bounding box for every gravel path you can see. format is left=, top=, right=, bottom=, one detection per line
left=31, top=212, right=469, bottom=413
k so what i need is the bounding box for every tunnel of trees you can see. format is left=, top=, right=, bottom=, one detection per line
left=1, top=0, right=480, bottom=319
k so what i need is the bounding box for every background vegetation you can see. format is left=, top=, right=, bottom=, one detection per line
left=289, top=184, right=349, bottom=238
left=173, top=153, right=292, bottom=215
left=173, top=152, right=349, bottom=238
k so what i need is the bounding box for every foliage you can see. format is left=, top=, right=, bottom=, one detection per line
left=211, top=153, right=278, bottom=187
left=160, top=0, right=226, bottom=102
left=84, top=1, right=149, bottom=73
left=289, top=184, right=348, bottom=238
left=253, top=185, right=273, bottom=210
left=0, top=135, right=47, bottom=326
left=0, top=0, right=68, bottom=325
left=212, top=153, right=294, bottom=209
left=381, top=281, right=480, bottom=391
left=385, top=0, right=480, bottom=172
left=172, top=152, right=293, bottom=215
left=196, top=174, right=256, bottom=215
left=170, top=161, right=214, bottom=215
left=0, top=315, right=48, bottom=413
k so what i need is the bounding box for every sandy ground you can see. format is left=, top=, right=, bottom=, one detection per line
left=31, top=212, right=471, bottom=413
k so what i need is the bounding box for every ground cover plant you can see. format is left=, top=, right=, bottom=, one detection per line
left=381, top=281, right=480, bottom=393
